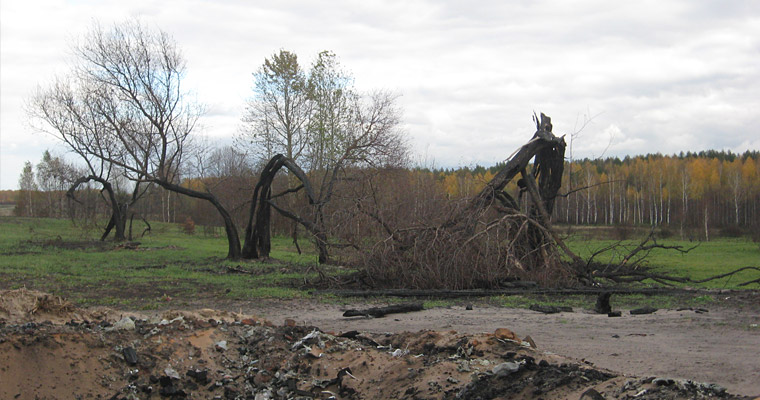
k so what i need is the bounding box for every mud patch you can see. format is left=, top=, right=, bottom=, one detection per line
left=1, top=238, right=115, bottom=255
left=3, top=238, right=184, bottom=255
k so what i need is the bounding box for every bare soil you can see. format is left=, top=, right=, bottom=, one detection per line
left=1, top=289, right=758, bottom=399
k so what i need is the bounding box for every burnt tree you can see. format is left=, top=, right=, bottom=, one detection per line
left=359, top=113, right=578, bottom=289
left=67, top=175, right=128, bottom=241
left=66, top=174, right=151, bottom=242
left=241, top=154, right=329, bottom=263
left=356, top=113, right=758, bottom=289
left=451, top=113, right=567, bottom=226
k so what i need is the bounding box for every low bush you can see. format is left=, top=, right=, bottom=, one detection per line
left=720, top=225, right=745, bottom=238
left=182, top=217, right=195, bottom=235
left=658, top=226, right=675, bottom=239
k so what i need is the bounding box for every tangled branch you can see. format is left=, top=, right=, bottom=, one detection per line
left=357, top=113, right=578, bottom=289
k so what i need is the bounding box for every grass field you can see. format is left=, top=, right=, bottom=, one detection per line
left=0, top=217, right=757, bottom=309
left=0, top=217, right=326, bottom=308
left=566, top=236, right=760, bottom=287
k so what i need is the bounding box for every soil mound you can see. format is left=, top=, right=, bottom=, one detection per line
left=0, top=291, right=751, bottom=399
left=0, top=288, right=88, bottom=324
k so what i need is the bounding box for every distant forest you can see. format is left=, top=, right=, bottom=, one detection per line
left=11, top=149, right=760, bottom=240
left=432, top=150, right=759, bottom=234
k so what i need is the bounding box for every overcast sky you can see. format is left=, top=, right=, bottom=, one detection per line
left=1, top=0, right=759, bottom=190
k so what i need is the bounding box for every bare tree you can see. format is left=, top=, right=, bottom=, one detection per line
left=29, top=68, right=149, bottom=241
left=29, top=20, right=242, bottom=257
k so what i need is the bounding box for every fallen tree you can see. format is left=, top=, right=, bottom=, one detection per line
left=356, top=113, right=577, bottom=288
left=578, top=228, right=760, bottom=287
left=351, top=113, right=759, bottom=289
left=342, top=303, right=424, bottom=318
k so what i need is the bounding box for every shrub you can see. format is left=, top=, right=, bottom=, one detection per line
left=183, top=216, right=195, bottom=235
left=719, top=225, right=745, bottom=238
left=658, top=226, right=675, bottom=239
left=611, top=225, right=633, bottom=240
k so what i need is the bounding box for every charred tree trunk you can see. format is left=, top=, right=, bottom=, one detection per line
left=343, top=303, right=424, bottom=318
left=450, top=114, right=565, bottom=223
left=241, top=155, right=279, bottom=259
left=128, top=213, right=135, bottom=241
left=451, top=113, right=578, bottom=266
left=67, top=175, right=127, bottom=242
left=100, top=203, right=128, bottom=241
left=140, top=217, right=152, bottom=237
left=241, top=154, right=328, bottom=263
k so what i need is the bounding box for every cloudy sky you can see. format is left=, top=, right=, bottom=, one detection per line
left=1, top=0, right=759, bottom=190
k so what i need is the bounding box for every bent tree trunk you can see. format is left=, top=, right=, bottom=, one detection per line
left=241, top=154, right=328, bottom=263
left=100, top=203, right=129, bottom=241
left=67, top=175, right=127, bottom=242
left=154, top=180, right=241, bottom=259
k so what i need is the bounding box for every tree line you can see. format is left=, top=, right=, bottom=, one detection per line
left=428, top=150, right=760, bottom=239
left=15, top=149, right=759, bottom=238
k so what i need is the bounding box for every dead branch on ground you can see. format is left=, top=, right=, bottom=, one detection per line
left=343, top=303, right=424, bottom=318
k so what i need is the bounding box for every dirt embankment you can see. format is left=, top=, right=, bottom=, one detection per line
left=0, top=288, right=757, bottom=400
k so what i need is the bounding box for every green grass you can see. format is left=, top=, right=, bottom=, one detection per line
left=566, top=236, right=760, bottom=289
left=0, top=216, right=331, bottom=307
left=0, top=217, right=756, bottom=311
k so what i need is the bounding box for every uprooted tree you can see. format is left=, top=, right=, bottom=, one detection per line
left=356, top=113, right=578, bottom=288
left=237, top=112, right=759, bottom=288
left=350, top=113, right=759, bottom=289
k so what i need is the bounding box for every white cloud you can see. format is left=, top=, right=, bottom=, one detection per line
left=2, top=0, right=759, bottom=189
